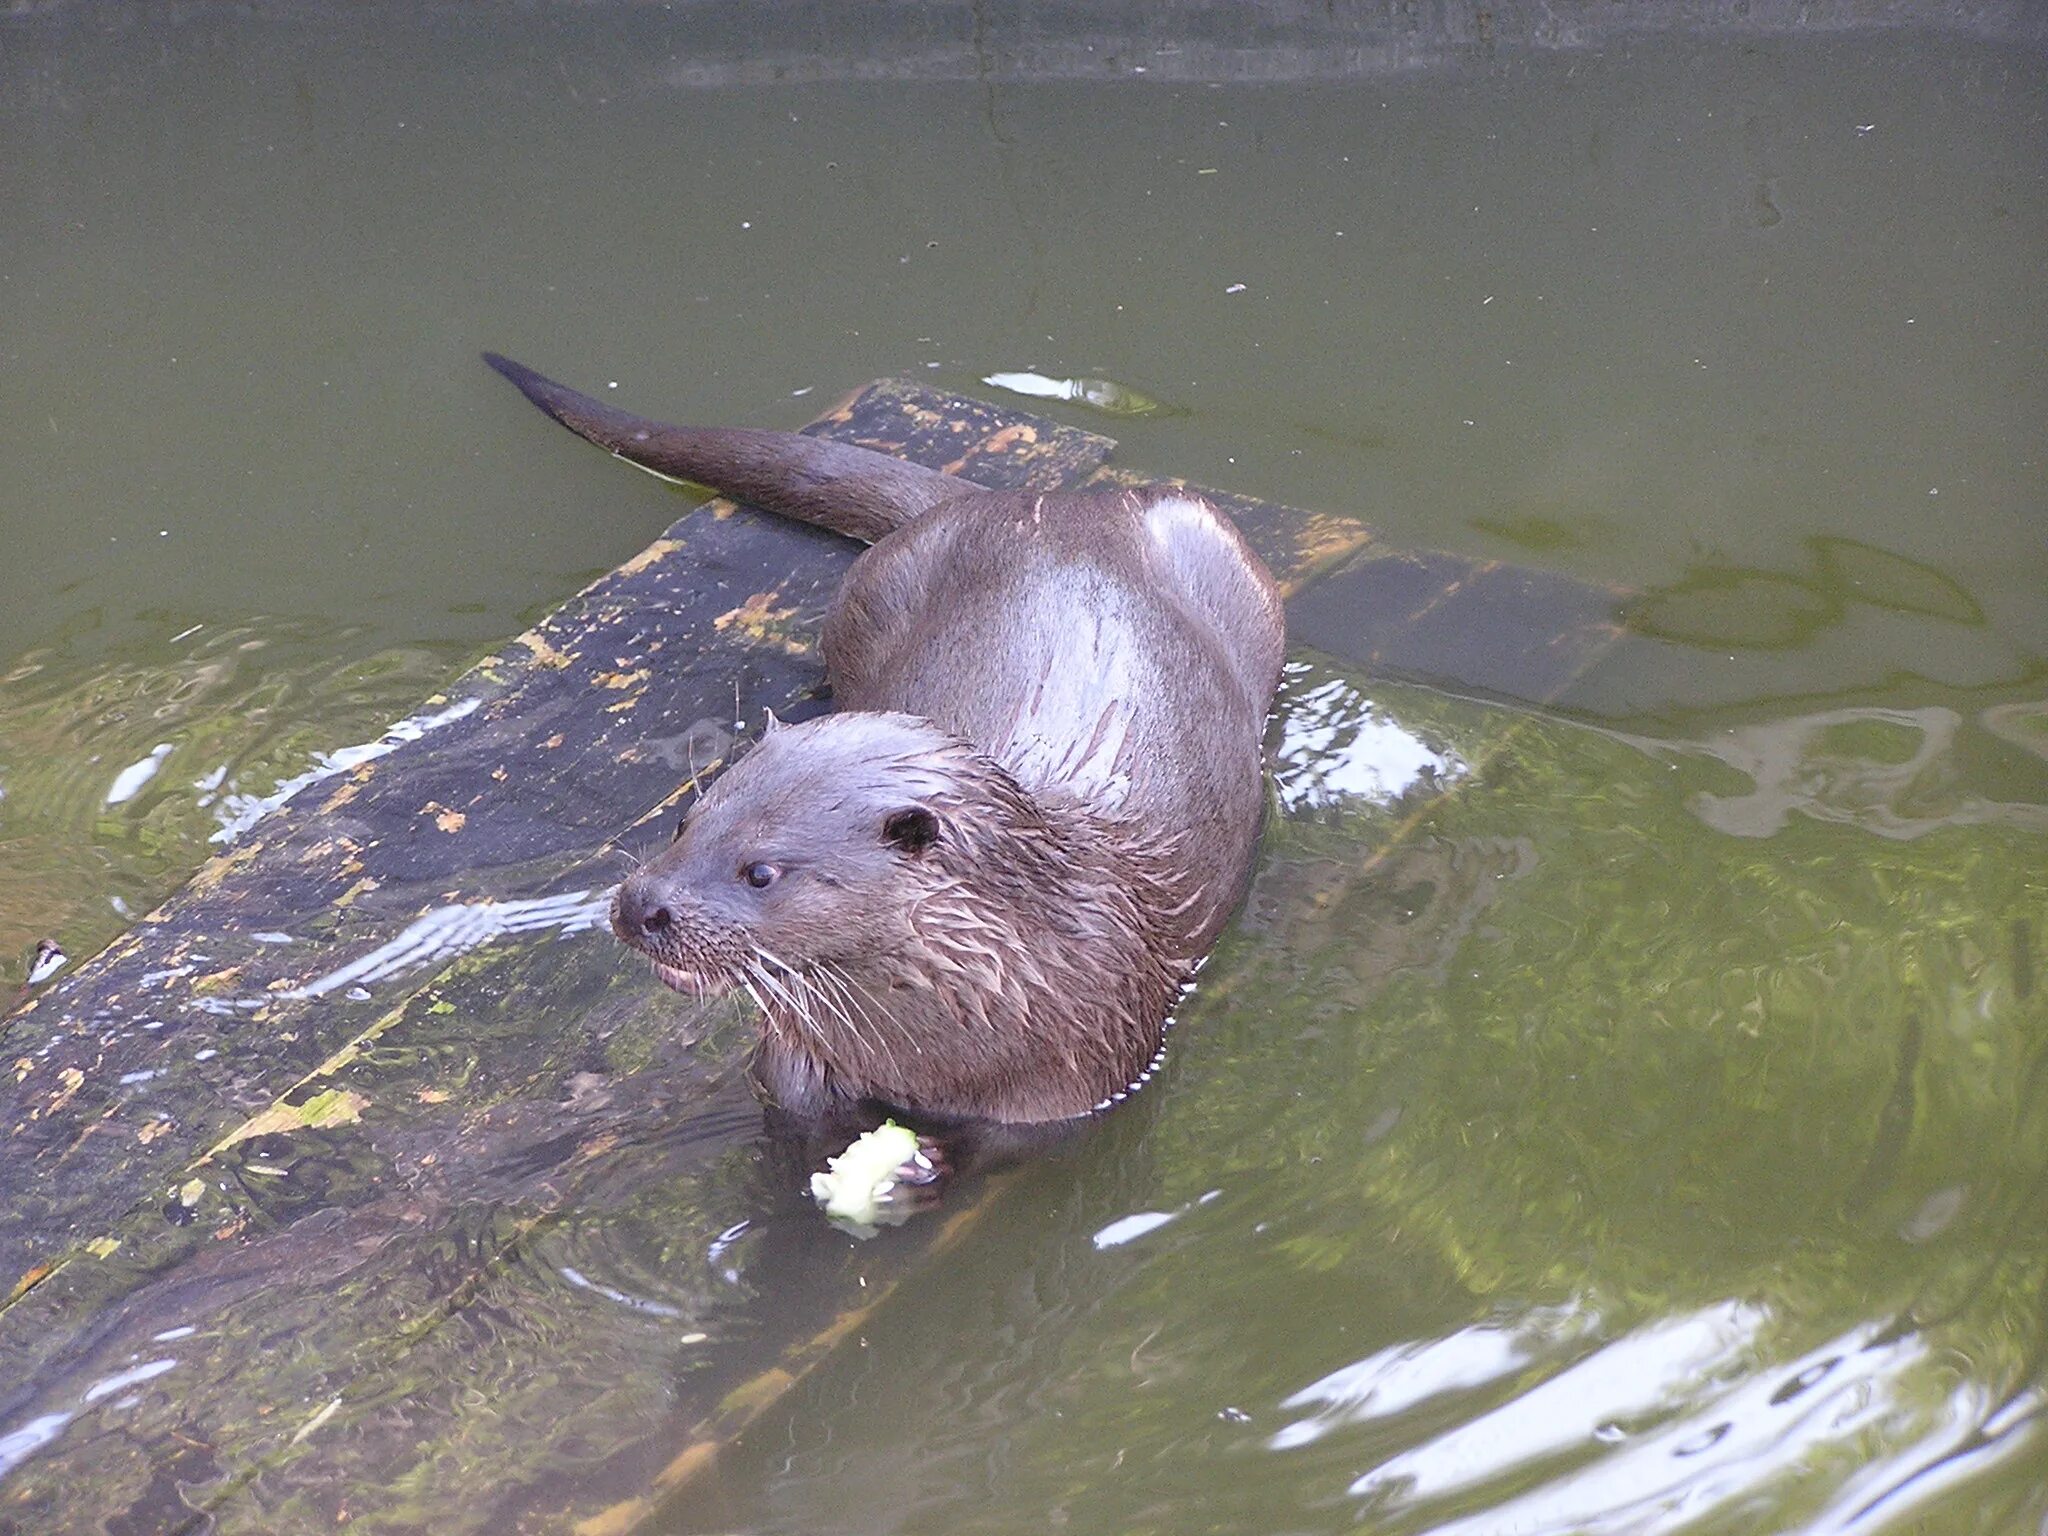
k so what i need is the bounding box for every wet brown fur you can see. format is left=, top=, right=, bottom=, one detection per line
left=486, top=354, right=1284, bottom=1124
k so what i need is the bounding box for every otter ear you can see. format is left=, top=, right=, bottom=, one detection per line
left=881, top=806, right=941, bottom=856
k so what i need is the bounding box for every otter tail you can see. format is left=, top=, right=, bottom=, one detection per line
left=483, top=352, right=965, bottom=544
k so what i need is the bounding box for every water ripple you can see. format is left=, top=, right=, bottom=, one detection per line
left=0, top=615, right=465, bottom=982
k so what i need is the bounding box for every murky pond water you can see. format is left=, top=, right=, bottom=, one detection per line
left=2, top=5, right=2044, bottom=1533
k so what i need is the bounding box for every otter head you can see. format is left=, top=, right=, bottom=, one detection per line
left=611, top=711, right=961, bottom=1000
left=612, top=709, right=1187, bottom=1122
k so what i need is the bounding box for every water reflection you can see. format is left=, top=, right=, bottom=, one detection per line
left=103, top=742, right=174, bottom=806
left=1628, top=539, right=1985, bottom=652
left=1607, top=703, right=2048, bottom=840
left=277, top=887, right=610, bottom=1000
left=1273, top=1300, right=1599, bottom=1450
left=0, top=617, right=464, bottom=983
left=1331, top=1306, right=2048, bottom=1536
left=1349, top=1301, right=1777, bottom=1519
left=557, top=1264, right=690, bottom=1320
left=1319, top=1304, right=1988, bottom=1534
left=205, top=695, right=481, bottom=844
left=0, top=1353, right=188, bottom=1487
left=0, top=1414, right=70, bottom=1481
left=1270, top=664, right=1468, bottom=815
left=979, top=370, right=1179, bottom=418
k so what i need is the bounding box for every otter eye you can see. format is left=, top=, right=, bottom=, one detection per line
left=882, top=806, right=940, bottom=855
left=742, top=861, right=781, bottom=889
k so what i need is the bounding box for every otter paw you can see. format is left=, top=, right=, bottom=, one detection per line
left=876, top=1136, right=948, bottom=1204
left=897, top=1136, right=946, bottom=1185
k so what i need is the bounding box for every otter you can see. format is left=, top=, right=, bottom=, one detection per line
left=485, top=353, right=1284, bottom=1127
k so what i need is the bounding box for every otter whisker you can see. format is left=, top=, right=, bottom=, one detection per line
left=805, top=960, right=904, bottom=1062
left=743, top=956, right=812, bottom=1035
left=753, top=946, right=876, bottom=1062
left=831, top=964, right=923, bottom=1060
left=800, top=972, right=877, bottom=1068
left=750, top=941, right=802, bottom=979
left=737, top=975, right=779, bottom=1031
left=746, top=950, right=850, bottom=1059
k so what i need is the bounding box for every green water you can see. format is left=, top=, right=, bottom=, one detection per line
left=1, top=5, right=2044, bottom=1532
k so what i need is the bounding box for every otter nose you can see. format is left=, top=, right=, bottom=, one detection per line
left=612, top=874, right=676, bottom=945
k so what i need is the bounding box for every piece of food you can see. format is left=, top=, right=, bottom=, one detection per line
left=809, top=1121, right=922, bottom=1226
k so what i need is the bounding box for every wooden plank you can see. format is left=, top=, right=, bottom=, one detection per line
left=1288, top=547, right=1627, bottom=705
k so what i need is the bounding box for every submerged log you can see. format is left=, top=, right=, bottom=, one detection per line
left=0, top=379, right=1626, bottom=1533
